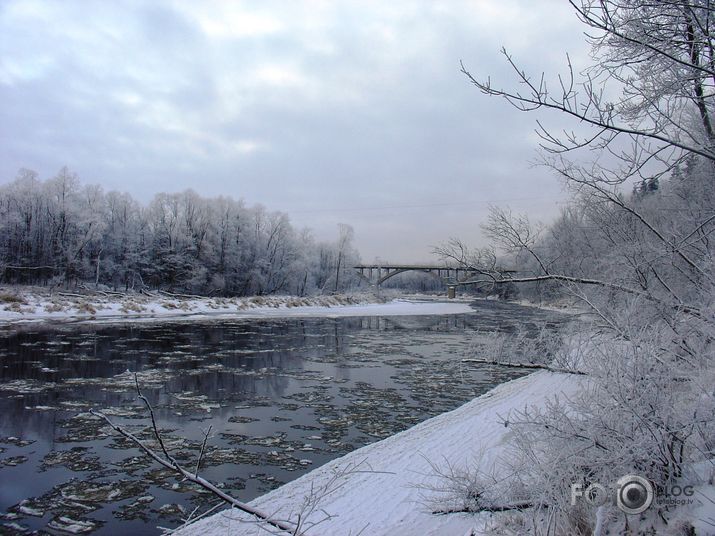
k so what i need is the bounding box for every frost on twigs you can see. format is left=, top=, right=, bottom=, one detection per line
left=464, top=320, right=592, bottom=375
left=435, top=0, right=715, bottom=531
left=221, top=459, right=383, bottom=535
left=415, top=455, right=525, bottom=515
left=425, top=319, right=715, bottom=533
left=490, top=326, right=715, bottom=533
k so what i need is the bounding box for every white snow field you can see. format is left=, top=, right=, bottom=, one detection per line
left=175, top=371, right=585, bottom=536
left=0, top=290, right=474, bottom=324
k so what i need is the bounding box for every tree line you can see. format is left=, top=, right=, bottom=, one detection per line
left=0, top=168, right=361, bottom=296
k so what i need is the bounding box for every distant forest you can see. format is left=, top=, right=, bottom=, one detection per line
left=0, top=167, right=362, bottom=296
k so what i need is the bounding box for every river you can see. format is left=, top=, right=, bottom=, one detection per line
left=0, top=300, right=562, bottom=535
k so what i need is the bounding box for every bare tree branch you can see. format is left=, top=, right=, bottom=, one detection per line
left=92, top=375, right=299, bottom=535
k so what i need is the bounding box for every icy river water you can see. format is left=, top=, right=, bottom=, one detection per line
left=0, top=300, right=562, bottom=535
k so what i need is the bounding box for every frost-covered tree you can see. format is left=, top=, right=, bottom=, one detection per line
left=435, top=1, right=715, bottom=533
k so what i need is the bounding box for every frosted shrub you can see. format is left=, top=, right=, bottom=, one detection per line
left=493, top=317, right=715, bottom=533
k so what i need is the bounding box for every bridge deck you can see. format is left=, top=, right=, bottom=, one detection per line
left=353, top=264, right=469, bottom=270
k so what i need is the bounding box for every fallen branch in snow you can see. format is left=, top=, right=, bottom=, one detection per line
left=140, top=288, right=159, bottom=297
left=254, top=459, right=389, bottom=536
left=461, top=358, right=586, bottom=376
left=415, top=454, right=547, bottom=517
left=77, top=283, right=128, bottom=297
left=432, top=501, right=540, bottom=515
left=57, top=291, right=89, bottom=299
left=91, top=375, right=298, bottom=535
left=1, top=263, right=56, bottom=270
left=158, top=289, right=205, bottom=300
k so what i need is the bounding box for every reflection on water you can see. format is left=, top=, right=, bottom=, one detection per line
left=0, top=301, right=562, bottom=535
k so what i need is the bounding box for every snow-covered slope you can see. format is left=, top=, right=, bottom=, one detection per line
left=176, top=371, right=584, bottom=536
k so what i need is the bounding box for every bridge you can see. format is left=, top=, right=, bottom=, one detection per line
left=353, top=264, right=477, bottom=287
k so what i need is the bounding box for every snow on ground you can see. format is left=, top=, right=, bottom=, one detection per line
left=0, top=287, right=474, bottom=325
left=509, top=297, right=585, bottom=315
left=175, top=371, right=586, bottom=536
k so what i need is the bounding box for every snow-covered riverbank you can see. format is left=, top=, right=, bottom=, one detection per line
left=171, top=328, right=714, bottom=536
left=175, top=371, right=585, bottom=536
left=0, top=287, right=474, bottom=324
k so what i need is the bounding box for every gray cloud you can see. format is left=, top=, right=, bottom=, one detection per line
left=0, top=0, right=589, bottom=261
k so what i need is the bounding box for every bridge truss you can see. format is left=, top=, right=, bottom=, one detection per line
left=353, top=264, right=478, bottom=287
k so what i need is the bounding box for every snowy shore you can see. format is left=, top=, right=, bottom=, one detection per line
left=175, top=371, right=584, bottom=536
left=0, top=287, right=474, bottom=324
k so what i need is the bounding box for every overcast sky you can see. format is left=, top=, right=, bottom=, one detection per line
left=0, top=1, right=591, bottom=263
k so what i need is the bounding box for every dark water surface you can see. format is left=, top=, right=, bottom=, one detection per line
left=0, top=301, right=561, bottom=535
